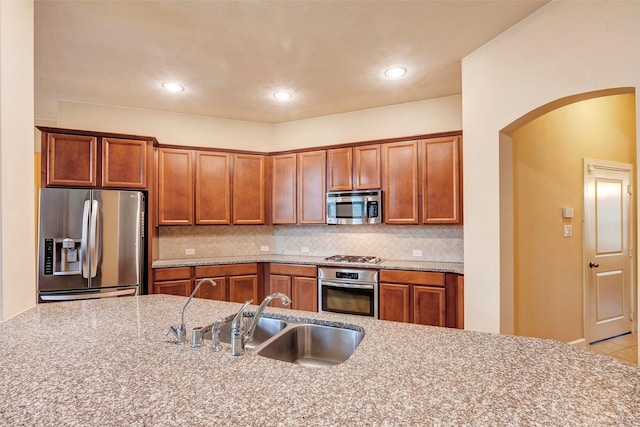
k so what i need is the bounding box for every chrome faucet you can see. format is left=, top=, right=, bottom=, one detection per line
left=230, top=293, right=291, bottom=356
left=165, top=278, right=217, bottom=344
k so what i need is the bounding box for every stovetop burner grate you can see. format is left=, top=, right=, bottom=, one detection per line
left=324, top=255, right=382, bottom=264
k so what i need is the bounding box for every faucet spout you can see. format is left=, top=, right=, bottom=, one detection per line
left=246, top=293, right=291, bottom=338
left=166, top=278, right=217, bottom=344
left=230, top=293, right=291, bottom=356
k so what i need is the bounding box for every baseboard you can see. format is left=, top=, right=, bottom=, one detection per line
left=567, top=338, right=587, bottom=347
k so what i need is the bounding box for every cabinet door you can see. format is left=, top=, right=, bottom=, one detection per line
left=413, top=286, right=446, bottom=327
left=153, top=279, right=192, bottom=297
left=196, top=151, right=231, bottom=224
left=379, top=283, right=410, bottom=322
left=157, top=148, right=193, bottom=225
left=102, top=138, right=147, bottom=188
left=354, top=144, right=381, bottom=190
left=298, top=150, right=326, bottom=224
left=229, top=275, right=259, bottom=303
left=421, top=136, right=461, bottom=224
left=327, top=147, right=352, bottom=191
left=45, top=133, right=98, bottom=187
left=233, top=154, right=266, bottom=224
left=195, top=276, right=226, bottom=301
left=383, top=141, right=419, bottom=224
left=272, top=154, right=297, bottom=224
left=269, top=275, right=292, bottom=308
left=292, top=277, right=318, bottom=312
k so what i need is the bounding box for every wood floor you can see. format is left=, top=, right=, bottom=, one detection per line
left=587, top=332, right=638, bottom=365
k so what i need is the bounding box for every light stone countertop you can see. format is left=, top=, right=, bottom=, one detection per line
left=152, top=254, right=464, bottom=274
left=1, top=295, right=638, bottom=426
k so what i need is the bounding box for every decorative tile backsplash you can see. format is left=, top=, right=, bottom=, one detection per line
left=159, top=225, right=463, bottom=262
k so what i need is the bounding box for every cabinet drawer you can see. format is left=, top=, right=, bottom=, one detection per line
left=270, top=264, right=317, bottom=277
left=154, top=267, right=192, bottom=281
left=195, top=263, right=257, bottom=277
left=379, top=270, right=445, bottom=286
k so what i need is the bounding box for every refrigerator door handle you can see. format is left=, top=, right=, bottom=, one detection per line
left=81, top=200, right=91, bottom=279
left=89, top=199, right=99, bottom=279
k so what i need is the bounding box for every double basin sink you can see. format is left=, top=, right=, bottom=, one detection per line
left=204, top=314, right=364, bottom=368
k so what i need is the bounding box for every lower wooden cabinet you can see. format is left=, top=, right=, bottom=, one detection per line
left=379, top=269, right=462, bottom=328
left=195, top=264, right=262, bottom=303
left=152, top=264, right=263, bottom=303
left=268, top=264, right=317, bottom=312
left=152, top=267, right=192, bottom=297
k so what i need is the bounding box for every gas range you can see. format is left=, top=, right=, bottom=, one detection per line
left=323, top=255, right=382, bottom=265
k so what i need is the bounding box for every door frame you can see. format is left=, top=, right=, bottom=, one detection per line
left=582, top=158, right=637, bottom=344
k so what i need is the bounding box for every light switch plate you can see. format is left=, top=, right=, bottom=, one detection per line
left=563, top=225, right=572, bottom=238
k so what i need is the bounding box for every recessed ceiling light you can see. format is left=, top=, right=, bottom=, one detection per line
left=384, top=67, right=407, bottom=79
left=162, top=82, right=184, bottom=92
left=273, top=91, right=292, bottom=101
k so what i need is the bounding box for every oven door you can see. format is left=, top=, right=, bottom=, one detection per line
left=318, top=280, right=377, bottom=317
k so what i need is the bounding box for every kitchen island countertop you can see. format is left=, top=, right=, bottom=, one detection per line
left=152, top=254, right=464, bottom=274
left=0, top=295, right=638, bottom=426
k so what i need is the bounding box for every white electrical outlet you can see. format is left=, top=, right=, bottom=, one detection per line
left=301, top=247, right=310, bottom=253
left=412, top=249, right=423, bottom=257
left=185, top=248, right=195, bottom=255
left=260, top=245, right=269, bottom=252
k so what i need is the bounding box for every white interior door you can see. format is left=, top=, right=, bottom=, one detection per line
left=583, top=159, right=633, bottom=344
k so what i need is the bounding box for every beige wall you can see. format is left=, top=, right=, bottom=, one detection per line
left=57, top=101, right=274, bottom=152
left=272, top=95, right=462, bottom=151
left=0, top=0, right=36, bottom=320
left=462, top=1, right=640, bottom=334
left=512, top=94, right=636, bottom=342
left=53, top=95, right=462, bottom=152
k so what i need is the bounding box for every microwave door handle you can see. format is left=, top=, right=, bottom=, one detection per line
left=81, top=200, right=91, bottom=279
left=321, top=281, right=375, bottom=290
left=89, top=200, right=99, bottom=278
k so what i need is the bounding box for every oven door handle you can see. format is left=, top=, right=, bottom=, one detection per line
left=321, top=281, right=375, bottom=290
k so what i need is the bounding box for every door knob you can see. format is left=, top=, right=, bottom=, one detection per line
left=589, top=262, right=599, bottom=268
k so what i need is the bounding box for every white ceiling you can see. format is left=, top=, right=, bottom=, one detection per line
left=35, top=0, right=548, bottom=124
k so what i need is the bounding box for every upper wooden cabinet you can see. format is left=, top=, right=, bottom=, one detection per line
left=42, top=131, right=150, bottom=189
left=157, top=148, right=194, bottom=225
left=421, top=136, right=461, bottom=224
left=382, top=135, right=462, bottom=225
left=272, top=150, right=326, bottom=225
left=233, top=154, right=268, bottom=225
left=195, top=151, right=231, bottom=225
left=44, top=133, right=98, bottom=187
left=271, top=154, right=297, bottom=224
left=327, top=147, right=352, bottom=191
left=327, top=145, right=381, bottom=191
left=298, top=150, right=326, bottom=224
left=102, top=138, right=147, bottom=188
left=354, top=145, right=382, bottom=190
left=156, top=148, right=267, bottom=226
left=383, top=141, right=419, bottom=224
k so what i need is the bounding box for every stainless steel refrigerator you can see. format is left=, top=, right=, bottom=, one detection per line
left=37, top=188, right=145, bottom=302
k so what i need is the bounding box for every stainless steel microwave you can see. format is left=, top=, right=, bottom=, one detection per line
left=326, top=190, right=382, bottom=225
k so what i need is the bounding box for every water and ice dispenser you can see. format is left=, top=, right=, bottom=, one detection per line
left=43, top=238, right=81, bottom=275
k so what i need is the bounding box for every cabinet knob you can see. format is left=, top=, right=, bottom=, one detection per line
left=589, top=262, right=599, bottom=268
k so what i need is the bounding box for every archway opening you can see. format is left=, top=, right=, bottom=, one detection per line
left=499, top=87, right=637, bottom=344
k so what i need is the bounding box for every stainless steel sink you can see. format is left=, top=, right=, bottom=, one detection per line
left=204, top=316, right=287, bottom=349
left=256, top=323, right=364, bottom=367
